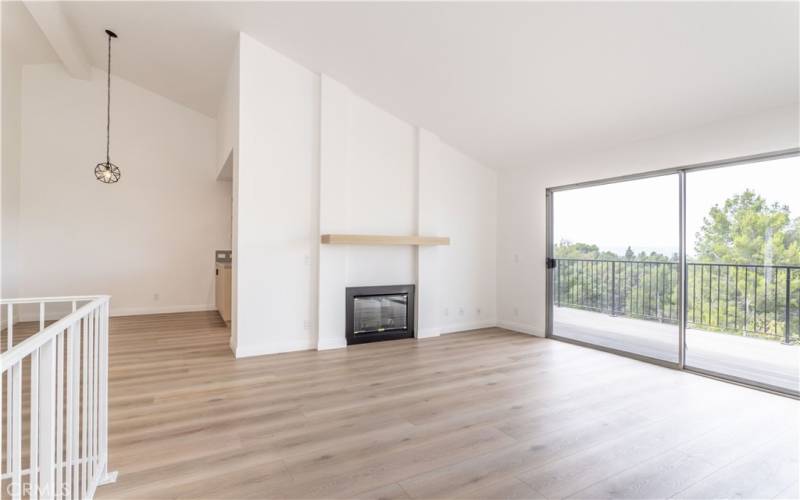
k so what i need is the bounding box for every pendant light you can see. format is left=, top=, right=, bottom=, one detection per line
left=95, top=29, right=121, bottom=183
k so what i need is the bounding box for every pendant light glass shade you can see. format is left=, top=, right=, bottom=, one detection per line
left=96, top=29, right=120, bottom=183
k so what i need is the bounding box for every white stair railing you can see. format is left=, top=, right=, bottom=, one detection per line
left=1, top=296, right=116, bottom=499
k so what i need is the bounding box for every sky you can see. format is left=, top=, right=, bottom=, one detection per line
left=553, top=156, right=799, bottom=258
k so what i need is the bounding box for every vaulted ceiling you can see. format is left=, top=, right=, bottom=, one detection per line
left=6, top=1, right=799, bottom=170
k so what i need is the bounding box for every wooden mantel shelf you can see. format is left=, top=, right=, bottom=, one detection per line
left=320, top=234, right=450, bottom=246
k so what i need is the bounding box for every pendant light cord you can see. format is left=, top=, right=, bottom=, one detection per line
left=106, top=32, right=112, bottom=165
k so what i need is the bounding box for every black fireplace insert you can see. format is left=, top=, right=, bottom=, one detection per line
left=346, top=284, right=415, bottom=345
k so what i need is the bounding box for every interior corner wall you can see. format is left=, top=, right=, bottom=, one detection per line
left=234, top=33, right=319, bottom=357
left=17, top=63, right=231, bottom=318
left=497, top=104, right=800, bottom=337
left=216, top=48, right=239, bottom=352
left=417, top=129, right=497, bottom=337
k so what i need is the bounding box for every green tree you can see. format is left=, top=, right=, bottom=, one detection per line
left=554, top=240, right=622, bottom=260
left=624, top=246, right=635, bottom=260
left=690, top=190, right=798, bottom=341
left=694, top=190, right=800, bottom=265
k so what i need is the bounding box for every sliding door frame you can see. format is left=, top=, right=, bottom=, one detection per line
left=545, top=147, right=800, bottom=397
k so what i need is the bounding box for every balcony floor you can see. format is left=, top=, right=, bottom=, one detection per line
left=554, top=307, right=800, bottom=394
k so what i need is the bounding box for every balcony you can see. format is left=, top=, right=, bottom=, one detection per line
left=553, top=259, right=800, bottom=393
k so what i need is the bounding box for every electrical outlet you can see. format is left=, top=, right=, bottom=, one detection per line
left=459, top=307, right=464, bottom=316
left=513, top=307, right=519, bottom=317
left=444, top=307, right=449, bottom=316
left=477, top=308, right=481, bottom=316
left=514, top=253, right=519, bottom=263
left=153, top=293, right=160, bottom=301
left=303, top=320, right=310, bottom=330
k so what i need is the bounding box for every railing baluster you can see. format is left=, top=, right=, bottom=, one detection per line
left=700, top=265, right=705, bottom=325
left=81, top=315, right=88, bottom=497
left=93, top=309, right=100, bottom=483
left=649, top=263, right=654, bottom=318
left=764, top=267, right=769, bottom=334
left=571, top=261, right=575, bottom=306
left=717, top=266, right=722, bottom=328
left=725, top=266, right=730, bottom=330
left=735, top=266, right=739, bottom=330
left=774, top=270, right=778, bottom=337
left=668, top=263, right=672, bottom=321
left=12, top=362, right=22, bottom=500
left=66, top=321, right=76, bottom=500
left=6, top=302, right=13, bottom=489
left=635, top=262, right=640, bottom=317
left=787, top=269, right=792, bottom=344
left=686, top=265, right=697, bottom=323
left=30, top=349, right=40, bottom=500
left=99, top=300, right=110, bottom=483
left=88, top=310, right=94, bottom=486
left=40, top=337, right=57, bottom=497
left=753, top=267, right=758, bottom=333
left=57, top=329, right=65, bottom=498
left=744, top=267, right=749, bottom=334
left=624, top=262, right=628, bottom=314
left=611, top=261, right=616, bottom=316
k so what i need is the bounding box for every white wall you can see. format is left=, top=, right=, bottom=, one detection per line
left=234, top=33, right=319, bottom=356
left=236, top=35, right=497, bottom=356
left=418, top=129, right=497, bottom=337
left=497, top=104, right=800, bottom=336
left=17, top=63, right=231, bottom=317
left=216, top=50, right=238, bottom=179
left=317, top=76, right=418, bottom=349
left=1, top=48, right=23, bottom=309
left=316, top=76, right=498, bottom=350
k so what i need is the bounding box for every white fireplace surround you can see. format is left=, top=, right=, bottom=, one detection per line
left=223, top=34, right=498, bottom=358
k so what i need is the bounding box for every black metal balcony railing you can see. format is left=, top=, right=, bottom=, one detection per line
left=554, top=258, right=800, bottom=343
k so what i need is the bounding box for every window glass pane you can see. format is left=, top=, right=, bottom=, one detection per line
left=552, top=174, right=679, bottom=363
left=685, top=156, right=800, bottom=394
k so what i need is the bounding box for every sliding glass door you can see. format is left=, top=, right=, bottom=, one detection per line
left=547, top=151, right=799, bottom=396
left=549, top=174, right=680, bottom=364
left=685, top=156, right=799, bottom=394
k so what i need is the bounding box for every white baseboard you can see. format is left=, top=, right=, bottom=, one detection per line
left=438, top=319, right=498, bottom=335
left=110, top=304, right=217, bottom=317
left=416, top=328, right=441, bottom=339
left=497, top=320, right=545, bottom=338
left=317, top=337, right=347, bottom=351
left=235, top=339, right=315, bottom=359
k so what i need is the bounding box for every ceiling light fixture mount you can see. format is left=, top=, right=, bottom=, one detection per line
left=95, top=29, right=121, bottom=184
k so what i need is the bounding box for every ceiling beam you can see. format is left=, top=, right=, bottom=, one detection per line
left=23, top=1, right=91, bottom=80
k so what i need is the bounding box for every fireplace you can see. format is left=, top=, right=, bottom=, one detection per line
left=346, top=285, right=415, bottom=345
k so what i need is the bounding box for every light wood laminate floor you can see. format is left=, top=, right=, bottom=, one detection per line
left=87, top=312, right=798, bottom=499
